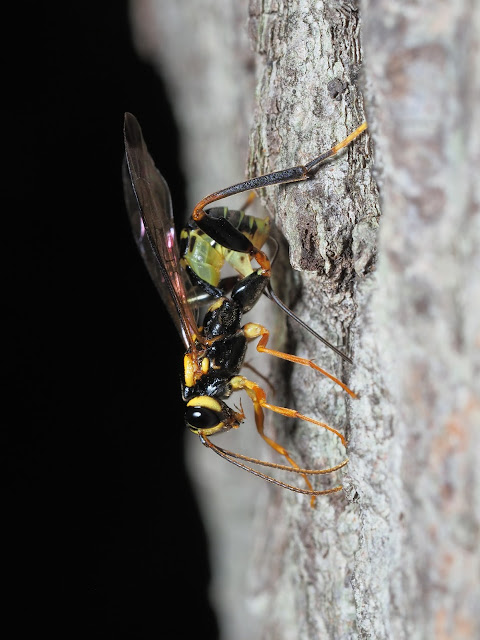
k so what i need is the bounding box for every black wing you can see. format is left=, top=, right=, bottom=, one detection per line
left=123, top=112, right=201, bottom=349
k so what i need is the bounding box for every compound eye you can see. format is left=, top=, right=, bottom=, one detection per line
left=185, top=405, right=220, bottom=431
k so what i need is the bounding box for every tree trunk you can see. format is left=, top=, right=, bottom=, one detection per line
left=355, top=2, right=480, bottom=638
left=129, top=1, right=480, bottom=638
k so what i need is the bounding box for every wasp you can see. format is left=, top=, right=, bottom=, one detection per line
left=123, top=112, right=367, bottom=502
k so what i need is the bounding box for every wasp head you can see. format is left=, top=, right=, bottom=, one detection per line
left=185, top=396, right=244, bottom=436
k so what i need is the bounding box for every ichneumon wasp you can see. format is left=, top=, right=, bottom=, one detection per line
left=123, top=112, right=367, bottom=503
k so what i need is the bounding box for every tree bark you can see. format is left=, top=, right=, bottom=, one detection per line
left=355, top=2, right=480, bottom=638
left=129, top=1, right=480, bottom=638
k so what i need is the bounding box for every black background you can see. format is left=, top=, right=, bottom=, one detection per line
left=6, top=2, right=218, bottom=637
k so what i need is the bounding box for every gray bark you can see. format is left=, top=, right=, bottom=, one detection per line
left=129, top=1, right=480, bottom=639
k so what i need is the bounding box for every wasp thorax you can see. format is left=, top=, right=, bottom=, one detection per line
left=203, top=298, right=242, bottom=338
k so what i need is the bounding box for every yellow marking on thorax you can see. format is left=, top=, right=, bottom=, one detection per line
left=243, top=322, right=263, bottom=340
left=184, top=354, right=195, bottom=387
left=208, top=298, right=225, bottom=312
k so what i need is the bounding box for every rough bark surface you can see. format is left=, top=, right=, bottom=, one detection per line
left=129, top=1, right=480, bottom=639
left=356, top=2, right=480, bottom=638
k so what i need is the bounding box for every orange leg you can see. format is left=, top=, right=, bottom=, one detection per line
left=242, top=360, right=276, bottom=395
left=230, top=376, right=347, bottom=504
left=243, top=323, right=357, bottom=399
left=251, top=248, right=271, bottom=276
left=232, top=376, right=315, bottom=497
left=261, top=402, right=346, bottom=447
left=191, top=122, right=367, bottom=218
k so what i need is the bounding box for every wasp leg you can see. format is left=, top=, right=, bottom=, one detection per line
left=190, top=123, right=367, bottom=362
left=242, top=361, right=276, bottom=395
left=230, top=376, right=315, bottom=496
left=191, top=121, right=366, bottom=281
left=230, top=376, right=346, bottom=448
left=243, top=323, right=357, bottom=399
left=230, top=375, right=347, bottom=505
left=192, top=202, right=271, bottom=274
left=303, top=121, right=367, bottom=176
left=192, top=122, right=367, bottom=219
